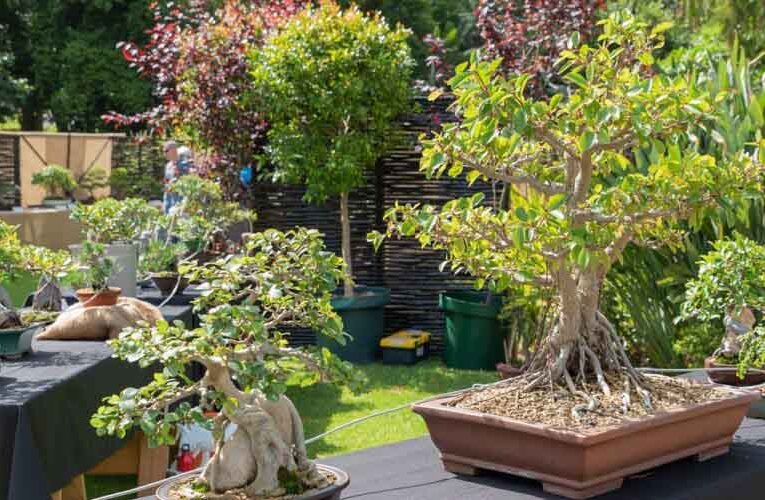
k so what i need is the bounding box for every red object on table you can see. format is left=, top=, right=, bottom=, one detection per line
left=177, top=444, right=195, bottom=472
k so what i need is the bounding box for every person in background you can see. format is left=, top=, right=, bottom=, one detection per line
left=163, top=140, right=180, bottom=214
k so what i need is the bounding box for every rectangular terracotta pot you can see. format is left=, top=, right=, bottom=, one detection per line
left=413, top=389, right=757, bottom=499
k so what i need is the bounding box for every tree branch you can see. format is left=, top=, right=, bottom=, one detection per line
left=572, top=208, right=682, bottom=224
left=457, top=154, right=565, bottom=196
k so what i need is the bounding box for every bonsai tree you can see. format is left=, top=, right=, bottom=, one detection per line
left=249, top=2, right=414, bottom=296
left=0, top=220, right=24, bottom=328
left=31, top=164, right=77, bottom=202
left=75, top=166, right=110, bottom=202
left=74, top=241, right=115, bottom=294
left=91, top=228, right=360, bottom=496
left=71, top=197, right=160, bottom=244
left=19, top=243, right=74, bottom=312
left=139, top=240, right=186, bottom=277
left=680, top=236, right=765, bottom=366
left=164, top=175, right=256, bottom=256
left=373, top=12, right=763, bottom=409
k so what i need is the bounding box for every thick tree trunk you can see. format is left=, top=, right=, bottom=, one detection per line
left=340, top=192, right=353, bottom=297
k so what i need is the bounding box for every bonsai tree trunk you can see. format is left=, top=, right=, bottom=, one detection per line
left=199, top=361, right=328, bottom=496
left=32, top=277, right=63, bottom=312
left=524, top=266, right=652, bottom=414
left=340, top=191, right=354, bottom=297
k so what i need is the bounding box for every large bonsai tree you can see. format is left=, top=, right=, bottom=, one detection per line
left=249, top=2, right=414, bottom=296
left=91, top=228, right=360, bottom=496
left=374, top=13, right=763, bottom=408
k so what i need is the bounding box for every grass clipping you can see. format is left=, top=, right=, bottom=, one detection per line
left=448, top=374, right=734, bottom=432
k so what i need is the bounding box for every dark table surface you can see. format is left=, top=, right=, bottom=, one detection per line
left=0, top=304, right=193, bottom=500
left=139, top=415, right=765, bottom=500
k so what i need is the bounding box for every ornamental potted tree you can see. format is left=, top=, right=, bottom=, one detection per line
left=680, top=236, right=765, bottom=386
left=91, top=228, right=360, bottom=499
left=0, top=221, right=71, bottom=357
left=73, top=241, right=120, bottom=307
left=372, top=13, right=762, bottom=498
left=70, top=197, right=161, bottom=297
left=249, top=2, right=414, bottom=363
left=139, top=240, right=189, bottom=296
left=31, top=164, right=77, bottom=208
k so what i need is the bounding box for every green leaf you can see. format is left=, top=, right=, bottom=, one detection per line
left=579, top=131, right=596, bottom=152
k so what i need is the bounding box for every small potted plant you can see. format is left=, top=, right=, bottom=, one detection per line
left=73, top=241, right=121, bottom=307
left=31, top=164, right=77, bottom=208
left=140, top=240, right=188, bottom=296
left=0, top=221, right=65, bottom=357
left=75, top=166, right=110, bottom=203
left=249, top=2, right=413, bottom=363
left=91, top=228, right=361, bottom=499
left=70, top=197, right=160, bottom=297
left=680, top=236, right=765, bottom=386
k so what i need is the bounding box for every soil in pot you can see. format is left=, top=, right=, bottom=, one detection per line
left=704, top=356, right=765, bottom=386
left=414, top=375, right=756, bottom=499
left=151, top=274, right=189, bottom=296
left=156, top=465, right=349, bottom=500
left=75, top=287, right=122, bottom=308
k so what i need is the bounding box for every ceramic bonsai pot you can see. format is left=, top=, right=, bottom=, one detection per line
left=75, top=287, right=122, bottom=308
left=150, top=274, right=189, bottom=296
left=155, top=464, right=350, bottom=500
left=440, top=291, right=504, bottom=370
left=41, top=198, right=70, bottom=209
left=413, top=389, right=757, bottom=499
left=704, top=356, right=765, bottom=386
left=0, top=323, right=45, bottom=358
left=319, top=286, right=389, bottom=364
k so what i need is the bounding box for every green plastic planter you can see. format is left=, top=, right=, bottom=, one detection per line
left=318, top=287, right=390, bottom=364
left=440, top=291, right=504, bottom=370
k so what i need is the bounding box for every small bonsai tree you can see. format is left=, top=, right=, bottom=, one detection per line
left=139, top=240, right=186, bottom=277
left=76, top=166, right=110, bottom=201
left=71, top=197, right=160, bottom=244
left=74, top=241, right=115, bottom=293
left=680, top=236, right=765, bottom=363
left=373, top=13, right=763, bottom=409
left=20, top=243, right=74, bottom=312
left=91, top=228, right=360, bottom=496
left=0, top=220, right=24, bottom=328
left=249, top=2, right=414, bottom=296
left=31, top=164, right=77, bottom=202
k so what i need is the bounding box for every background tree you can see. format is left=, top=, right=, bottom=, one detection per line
left=249, top=2, right=414, bottom=296
left=474, top=0, right=605, bottom=95
left=0, top=0, right=153, bottom=131
left=104, top=0, right=303, bottom=193
left=375, top=13, right=763, bottom=408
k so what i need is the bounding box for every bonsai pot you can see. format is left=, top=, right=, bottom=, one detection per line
left=496, top=363, right=523, bottom=379
left=704, top=356, right=765, bottom=386
left=75, top=287, right=122, bottom=308
left=413, top=388, right=757, bottom=499
left=150, top=273, right=189, bottom=296
left=0, top=323, right=46, bottom=358
left=318, top=286, right=390, bottom=364
left=748, top=392, right=765, bottom=419
left=440, top=291, right=504, bottom=370
left=155, top=464, right=350, bottom=500
left=41, top=198, right=70, bottom=209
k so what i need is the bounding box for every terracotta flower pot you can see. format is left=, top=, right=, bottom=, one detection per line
left=150, top=274, right=189, bottom=296
left=154, top=464, right=349, bottom=500
left=75, top=287, right=122, bottom=308
left=413, top=389, right=757, bottom=499
left=704, top=356, right=765, bottom=386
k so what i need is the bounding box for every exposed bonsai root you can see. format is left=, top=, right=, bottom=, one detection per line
left=516, top=311, right=652, bottom=418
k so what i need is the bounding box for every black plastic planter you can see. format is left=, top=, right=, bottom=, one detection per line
left=440, top=291, right=504, bottom=370
left=319, top=286, right=390, bottom=364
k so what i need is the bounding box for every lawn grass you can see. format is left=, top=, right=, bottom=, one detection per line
left=1, top=271, right=38, bottom=307
left=85, top=359, right=496, bottom=498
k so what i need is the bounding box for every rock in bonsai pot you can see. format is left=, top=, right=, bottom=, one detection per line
left=91, top=228, right=360, bottom=498
left=373, top=12, right=764, bottom=499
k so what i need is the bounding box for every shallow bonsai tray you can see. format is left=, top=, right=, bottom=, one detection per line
left=413, top=389, right=757, bottom=499
left=155, top=464, right=349, bottom=500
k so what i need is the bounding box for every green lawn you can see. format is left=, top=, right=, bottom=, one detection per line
left=1, top=271, right=38, bottom=307
left=85, top=360, right=496, bottom=498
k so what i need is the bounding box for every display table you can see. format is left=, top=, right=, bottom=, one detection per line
left=138, top=419, right=765, bottom=500
left=0, top=305, right=192, bottom=500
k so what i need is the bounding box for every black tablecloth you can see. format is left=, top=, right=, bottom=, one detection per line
left=0, top=305, right=193, bottom=500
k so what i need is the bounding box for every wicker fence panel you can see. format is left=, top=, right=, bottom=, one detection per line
left=0, top=135, right=19, bottom=209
